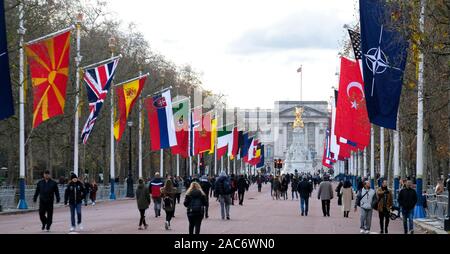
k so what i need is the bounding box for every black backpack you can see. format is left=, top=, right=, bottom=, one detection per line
left=163, top=196, right=174, bottom=210
left=188, top=196, right=204, bottom=214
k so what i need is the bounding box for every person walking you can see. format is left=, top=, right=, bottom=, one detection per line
left=335, top=180, right=344, bottom=206
left=376, top=180, right=393, bottom=234
left=149, top=172, right=164, bottom=218
left=230, top=174, right=238, bottom=205
left=256, top=174, right=263, bottom=192
left=160, top=179, right=177, bottom=230
left=291, top=176, right=299, bottom=200
left=281, top=174, right=288, bottom=200
left=340, top=180, right=353, bottom=218
left=33, top=170, right=60, bottom=232
left=215, top=171, right=232, bottom=220
left=64, top=173, right=85, bottom=232
left=354, top=181, right=376, bottom=234
left=199, top=175, right=212, bottom=218
left=297, top=175, right=313, bottom=216
left=82, top=177, right=91, bottom=206
left=237, top=174, right=248, bottom=206
left=175, top=176, right=183, bottom=204
left=184, top=182, right=208, bottom=234
left=317, top=174, right=334, bottom=217
left=398, top=180, right=418, bottom=234
left=90, top=180, right=98, bottom=206
left=273, top=175, right=281, bottom=200
left=135, top=178, right=150, bottom=230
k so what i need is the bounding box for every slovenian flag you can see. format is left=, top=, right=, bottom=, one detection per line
left=146, top=90, right=177, bottom=151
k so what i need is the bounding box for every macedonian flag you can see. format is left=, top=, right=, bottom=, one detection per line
left=25, top=30, right=71, bottom=128
left=114, top=75, right=147, bottom=141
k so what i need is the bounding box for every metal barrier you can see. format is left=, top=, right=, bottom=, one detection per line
left=425, top=193, right=448, bottom=221
left=0, top=184, right=138, bottom=210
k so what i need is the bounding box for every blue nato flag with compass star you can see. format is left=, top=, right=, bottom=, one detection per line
left=0, top=0, right=14, bottom=120
left=360, top=0, right=408, bottom=130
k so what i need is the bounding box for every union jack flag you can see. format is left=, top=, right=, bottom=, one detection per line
left=81, top=59, right=119, bottom=144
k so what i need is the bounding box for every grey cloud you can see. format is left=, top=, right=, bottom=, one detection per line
left=229, top=11, right=344, bottom=54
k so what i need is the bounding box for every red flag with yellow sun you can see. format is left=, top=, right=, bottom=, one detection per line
left=25, top=30, right=71, bottom=128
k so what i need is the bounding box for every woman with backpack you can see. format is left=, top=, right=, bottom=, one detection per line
left=184, top=182, right=208, bottom=234
left=160, top=179, right=177, bottom=230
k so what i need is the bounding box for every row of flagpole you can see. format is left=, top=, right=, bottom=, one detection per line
left=333, top=0, right=426, bottom=218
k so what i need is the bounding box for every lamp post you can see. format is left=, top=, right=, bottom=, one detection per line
left=126, top=121, right=134, bottom=198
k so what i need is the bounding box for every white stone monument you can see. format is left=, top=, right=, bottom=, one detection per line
left=283, top=107, right=313, bottom=174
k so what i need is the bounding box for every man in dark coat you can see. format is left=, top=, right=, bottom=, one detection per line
left=64, top=173, right=85, bottom=232
left=237, top=174, right=249, bottom=206
left=33, top=170, right=60, bottom=231
left=398, top=180, right=418, bottom=234
left=297, top=175, right=313, bottom=216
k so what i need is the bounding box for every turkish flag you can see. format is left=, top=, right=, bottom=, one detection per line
left=335, top=57, right=370, bottom=149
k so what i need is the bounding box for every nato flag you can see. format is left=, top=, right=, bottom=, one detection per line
left=0, top=0, right=14, bottom=120
left=360, top=0, right=408, bottom=130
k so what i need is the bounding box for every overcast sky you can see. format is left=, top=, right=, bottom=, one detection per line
left=108, top=0, right=359, bottom=109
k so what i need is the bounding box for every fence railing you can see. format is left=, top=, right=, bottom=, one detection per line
left=0, top=184, right=137, bottom=210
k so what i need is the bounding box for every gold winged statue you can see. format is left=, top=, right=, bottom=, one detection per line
left=293, top=107, right=304, bottom=129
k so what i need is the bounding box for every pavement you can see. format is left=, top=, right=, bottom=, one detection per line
left=0, top=183, right=426, bottom=234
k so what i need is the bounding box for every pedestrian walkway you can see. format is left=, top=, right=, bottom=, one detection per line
left=0, top=183, right=424, bottom=234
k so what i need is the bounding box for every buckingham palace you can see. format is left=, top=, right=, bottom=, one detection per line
left=235, top=101, right=330, bottom=173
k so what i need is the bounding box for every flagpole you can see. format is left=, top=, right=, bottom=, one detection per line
left=394, top=116, right=400, bottom=204
left=176, top=154, right=180, bottom=177
left=380, top=127, right=385, bottom=187
left=197, top=154, right=200, bottom=175
left=109, top=36, right=116, bottom=200
left=370, top=126, right=375, bottom=189
left=17, top=2, right=27, bottom=209
left=363, top=147, right=367, bottom=178
left=415, top=0, right=426, bottom=218
left=160, top=149, right=164, bottom=177
left=228, top=156, right=230, bottom=175
left=73, top=13, right=83, bottom=177
left=138, top=69, right=143, bottom=179
left=188, top=97, right=192, bottom=177
left=221, top=157, right=224, bottom=174
left=25, top=25, right=75, bottom=46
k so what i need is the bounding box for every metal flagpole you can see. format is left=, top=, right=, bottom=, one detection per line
left=380, top=127, right=385, bottom=187
left=415, top=0, right=426, bottom=218
left=359, top=150, right=363, bottom=177
left=228, top=156, right=230, bottom=175
left=221, top=156, right=224, bottom=174
left=394, top=116, right=400, bottom=204
left=214, top=141, right=217, bottom=176
left=363, top=148, right=367, bottom=178
left=73, top=14, right=83, bottom=176
left=370, top=126, right=375, bottom=188
left=17, top=2, right=27, bottom=209
left=160, top=149, right=164, bottom=177
left=138, top=69, right=143, bottom=178
left=188, top=98, right=192, bottom=177
left=109, top=36, right=116, bottom=200
left=197, top=154, right=200, bottom=175
left=177, top=155, right=180, bottom=177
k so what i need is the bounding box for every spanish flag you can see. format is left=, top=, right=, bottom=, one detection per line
left=114, top=76, right=146, bottom=141
left=25, top=30, right=71, bottom=128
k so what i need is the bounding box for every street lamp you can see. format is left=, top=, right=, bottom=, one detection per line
left=126, top=121, right=134, bottom=198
